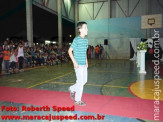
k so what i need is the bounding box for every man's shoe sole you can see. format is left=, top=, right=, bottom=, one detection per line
left=68, top=88, right=75, bottom=100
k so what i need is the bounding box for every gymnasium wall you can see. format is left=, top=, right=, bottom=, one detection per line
left=79, top=0, right=163, bottom=20
left=85, top=16, right=163, bottom=59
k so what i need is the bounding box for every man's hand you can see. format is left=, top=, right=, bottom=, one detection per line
left=74, top=62, right=79, bottom=68
left=86, top=63, right=88, bottom=68
left=86, top=56, right=88, bottom=68
left=68, top=47, right=79, bottom=69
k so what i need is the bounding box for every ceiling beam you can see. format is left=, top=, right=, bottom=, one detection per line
left=79, top=0, right=108, bottom=4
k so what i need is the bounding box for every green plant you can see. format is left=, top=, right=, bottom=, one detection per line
left=137, top=42, right=147, bottom=51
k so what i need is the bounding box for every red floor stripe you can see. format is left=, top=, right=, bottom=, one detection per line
left=0, top=86, right=162, bottom=121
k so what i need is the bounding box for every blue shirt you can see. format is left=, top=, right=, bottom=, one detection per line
left=70, top=36, right=88, bottom=65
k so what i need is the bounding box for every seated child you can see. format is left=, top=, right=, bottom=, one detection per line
left=46, top=55, right=52, bottom=66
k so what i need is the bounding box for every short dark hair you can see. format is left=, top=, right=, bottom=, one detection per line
left=77, top=21, right=87, bottom=34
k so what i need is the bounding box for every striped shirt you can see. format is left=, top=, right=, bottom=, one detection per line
left=70, top=36, right=88, bottom=65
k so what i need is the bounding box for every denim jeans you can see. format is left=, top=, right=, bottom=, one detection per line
left=0, top=58, right=3, bottom=74
left=18, top=57, right=24, bottom=70
left=4, top=60, right=9, bottom=73
left=70, top=65, right=87, bottom=102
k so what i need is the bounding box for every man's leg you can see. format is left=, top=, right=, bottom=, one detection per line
left=20, top=57, right=24, bottom=70
left=18, top=57, right=21, bottom=70
left=0, top=58, right=3, bottom=74
left=6, top=61, right=9, bottom=73
left=4, top=61, right=7, bottom=73
left=83, top=65, right=87, bottom=85
left=70, top=66, right=84, bottom=102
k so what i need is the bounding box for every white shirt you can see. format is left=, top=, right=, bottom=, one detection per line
left=17, top=47, right=24, bottom=57
left=10, top=53, right=16, bottom=62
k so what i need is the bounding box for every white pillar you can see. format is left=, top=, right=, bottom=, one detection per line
left=58, top=0, right=62, bottom=48
left=26, top=0, right=33, bottom=47
left=139, top=50, right=147, bottom=74
left=75, top=0, right=78, bottom=36
left=136, top=50, right=140, bottom=67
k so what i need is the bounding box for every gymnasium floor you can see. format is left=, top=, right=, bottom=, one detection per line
left=0, top=59, right=162, bottom=122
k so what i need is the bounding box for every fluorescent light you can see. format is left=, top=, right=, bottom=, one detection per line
left=45, top=40, right=51, bottom=44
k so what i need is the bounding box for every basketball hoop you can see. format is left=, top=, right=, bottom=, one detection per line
left=148, top=18, right=155, bottom=26
left=141, top=14, right=162, bottom=29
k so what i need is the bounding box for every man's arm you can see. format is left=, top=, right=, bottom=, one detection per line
left=68, top=47, right=79, bottom=68
left=86, top=55, right=88, bottom=68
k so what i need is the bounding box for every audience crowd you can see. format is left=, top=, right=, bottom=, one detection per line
left=0, top=39, right=70, bottom=75
left=0, top=39, right=104, bottom=76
